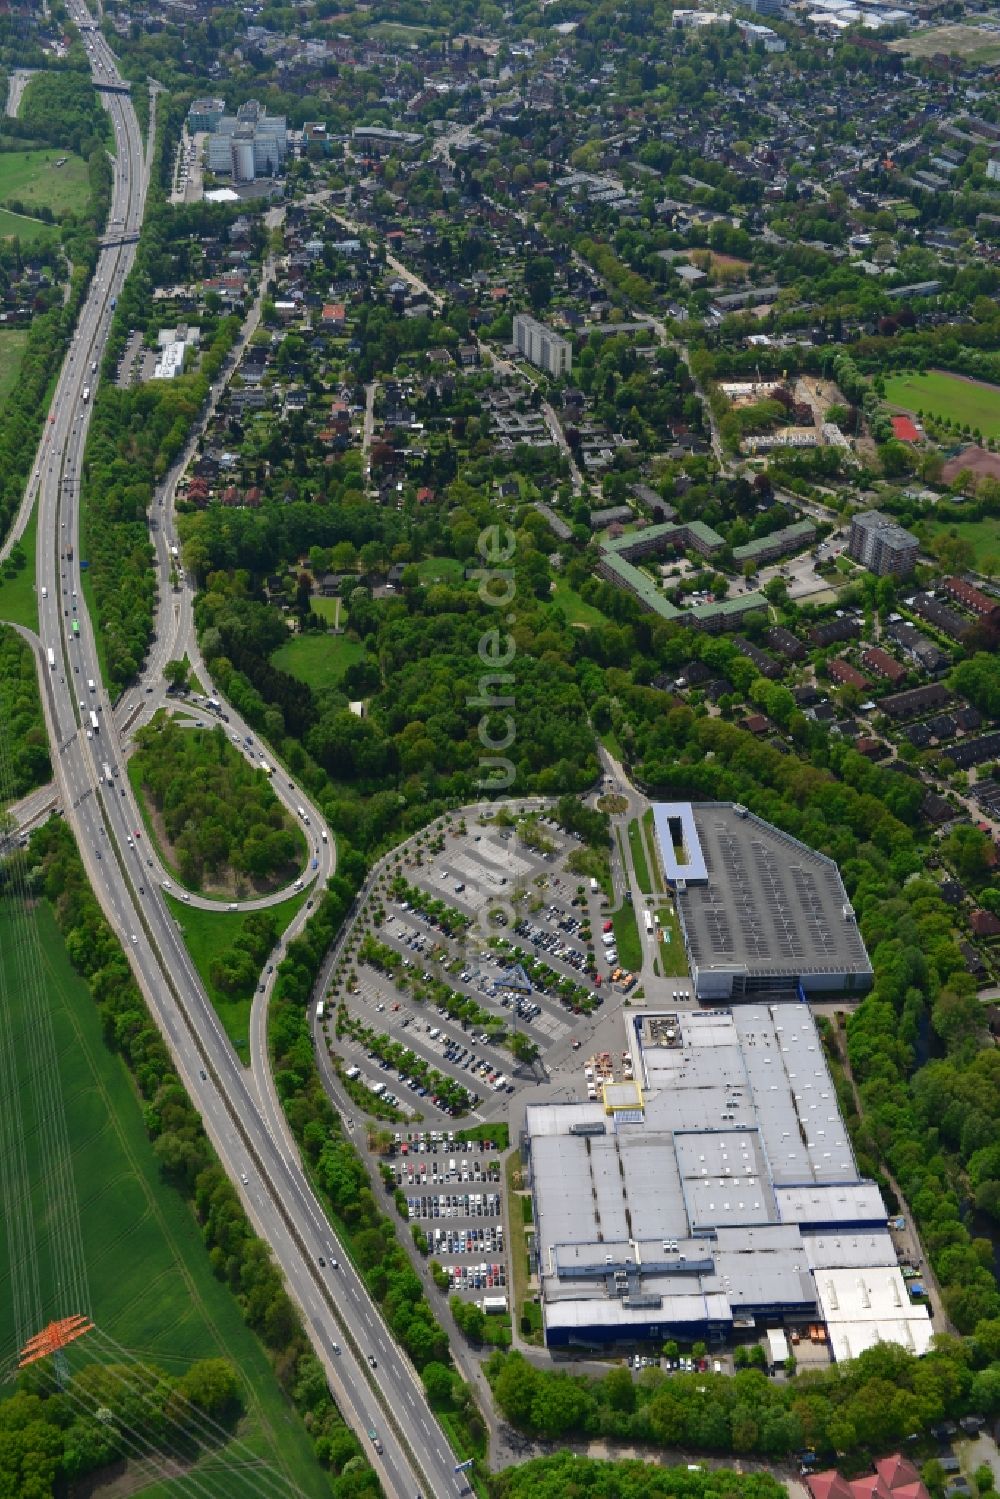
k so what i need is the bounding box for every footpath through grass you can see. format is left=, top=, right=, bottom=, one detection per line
left=0, top=204, right=58, bottom=245
left=0, top=901, right=327, bottom=1497
left=163, top=886, right=308, bottom=1062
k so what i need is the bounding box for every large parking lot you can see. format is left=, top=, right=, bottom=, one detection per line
left=322, top=805, right=643, bottom=1126
left=389, top=1129, right=508, bottom=1305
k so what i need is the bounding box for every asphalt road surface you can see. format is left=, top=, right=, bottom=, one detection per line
left=19, top=9, right=464, bottom=1495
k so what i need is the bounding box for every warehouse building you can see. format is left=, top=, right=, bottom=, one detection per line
left=526, top=1004, right=930, bottom=1354
left=650, top=802, right=872, bottom=1000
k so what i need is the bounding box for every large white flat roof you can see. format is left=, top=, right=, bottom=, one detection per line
left=652, top=802, right=708, bottom=883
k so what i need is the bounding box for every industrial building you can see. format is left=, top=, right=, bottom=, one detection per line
left=205, top=100, right=288, bottom=182
left=512, top=313, right=573, bottom=377
left=650, top=802, right=872, bottom=1000
left=847, top=510, right=919, bottom=578
left=525, top=1003, right=930, bottom=1356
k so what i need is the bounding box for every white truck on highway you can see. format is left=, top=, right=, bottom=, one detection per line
left=103, top=763, right=114, bottom=786
left=47, top=647, right=55, bottom=669
left=82, top=386, right=90, bottom=402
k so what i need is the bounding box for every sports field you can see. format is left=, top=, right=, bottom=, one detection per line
left=0, top=901, right=327, bottom=1496
left=0, top=148, right=91, bottom=218
left=883, top=370, right=1000, bottom=440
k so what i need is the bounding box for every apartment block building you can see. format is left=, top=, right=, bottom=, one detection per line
left=848, top=510, right=919, bottom=578
left=512, top=313, right=573, bottom=377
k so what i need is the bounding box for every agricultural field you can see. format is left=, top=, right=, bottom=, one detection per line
left=883, top=369, right=1000, bottom=439
left=0, top=901, right=327, bottom=1497
left=0, top=148, right=91, bottom=218
left=271, top=630, right=364, bottom=691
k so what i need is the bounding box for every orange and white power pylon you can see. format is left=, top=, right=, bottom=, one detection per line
left=18, top=1315, right=94, bottom=1384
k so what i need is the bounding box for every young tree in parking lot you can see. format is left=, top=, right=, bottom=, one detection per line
left=511, top=1033, right=541, bottom=1069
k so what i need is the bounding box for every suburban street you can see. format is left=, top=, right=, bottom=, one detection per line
left=10, top=7, right=465, bottom=1496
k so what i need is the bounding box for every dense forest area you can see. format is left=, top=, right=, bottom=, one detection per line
left=4, top=820, right=378, bottom=1498
left=0, top=627, right=49, bottom=802
left=0, top=1357, right=243, bottom=1496
left=132, top=718, right=303, bottom=891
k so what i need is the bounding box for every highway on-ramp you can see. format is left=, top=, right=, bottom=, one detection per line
left=18, top=9, right=467, bottom=1496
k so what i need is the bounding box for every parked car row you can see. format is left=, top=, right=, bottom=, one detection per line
left=446, top=1262, right=506, bottom=1291
left=407, top=1192, right=502, bottom=1220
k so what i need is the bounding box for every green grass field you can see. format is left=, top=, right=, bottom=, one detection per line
left=0, top=901, right=327, bottom=1496
left=309, top=594, right=341, bottom=624
left=612, top=900, right=642, bottom=973
left=550, top=578, right=608, bottom=627
left=883, top=369, right=1000, bottom=439
left=627, top=817, right=651, bottom=895
left=642, top=807, right=663, bottom=893
left=0, top=203, right=57, bottom=245
left=271, top=631, right=365, bottom=692
left=0, top=326, right=28, bottom=404
left=0, top=504, right=38, bottom=631
left=924, top=519, right=1000, bottom=574
left=0, top=148, right=91, bottom=218
left=417, top=555, right=466, bottom=586
left=162, top=888, right=308, bottom=1061
left=655, top=901, right=689, bottom=977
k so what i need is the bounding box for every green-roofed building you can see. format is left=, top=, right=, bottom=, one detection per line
left=732, top=518, right=816, bottom=567
left=596, top=522, right=766, bottom=634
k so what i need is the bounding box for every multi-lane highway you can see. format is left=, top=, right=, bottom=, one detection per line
left=17, top=9, right=466, bottom=1496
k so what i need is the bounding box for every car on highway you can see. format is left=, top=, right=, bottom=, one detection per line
left=368, top=1355, right=377, bottom=1368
